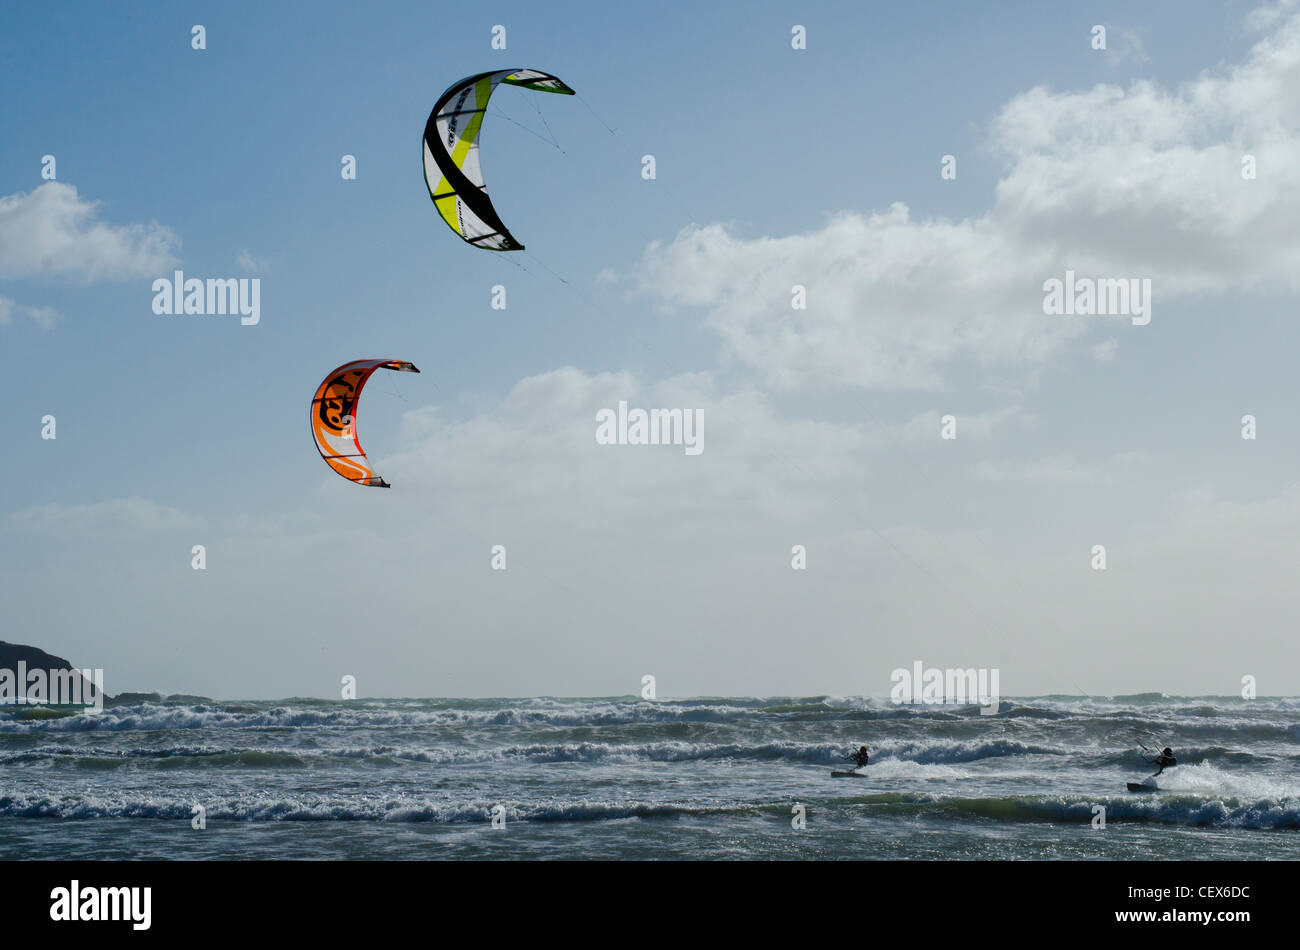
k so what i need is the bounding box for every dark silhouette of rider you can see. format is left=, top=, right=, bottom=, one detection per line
left=850, top=746, right=869, bottom=769
left=1151, top=746, right=1176, bottom=777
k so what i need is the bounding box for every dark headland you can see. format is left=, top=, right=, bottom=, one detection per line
left=0, top=641, right=212, bottom=706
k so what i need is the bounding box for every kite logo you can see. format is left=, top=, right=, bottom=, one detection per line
left=424, top=69, right=575, bottom=252
left=447, top=88, right=471, bottom=147
left=152, top=271, right=260, bottom=325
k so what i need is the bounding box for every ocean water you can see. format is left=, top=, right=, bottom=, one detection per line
left=1, top=695, right=1297, bottom=860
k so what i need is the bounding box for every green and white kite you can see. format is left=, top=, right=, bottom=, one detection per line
left=422, top=69, right=575, bottom=251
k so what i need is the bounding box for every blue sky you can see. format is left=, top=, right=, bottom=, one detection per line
left=2, top=1, right=1299, bottom=698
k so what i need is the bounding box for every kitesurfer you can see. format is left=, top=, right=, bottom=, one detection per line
left=848, top=746, right=870, bottom=769
left=1150, top=746, right=1176, bottom=777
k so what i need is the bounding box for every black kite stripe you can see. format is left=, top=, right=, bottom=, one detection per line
left=422, top=71, right=522, bottom=251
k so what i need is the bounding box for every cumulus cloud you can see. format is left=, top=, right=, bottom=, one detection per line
left=974, top=449, right=1151, bottom=485
left=236, top=249, right=269, bottom=272
left=0, top=295, right=59, bottom=330
left=869, top=405, right=1035, bottom=447
left=383, top=367, right=877, bottom=532
left=1090, top=338, right=1119, bottom=363
left=635, top=6, right=1300, bottom=392
left=638, top=208, right=1085, bottom=393
left=9, top=497, right=204, bottom=539
left=1104, top=26, right=1150, bottom=68
left=0, top=182, right=178, bottom=281
left=974, top=454, right=1112, bottom=485
left=4, top=360, right=1295, bottom=695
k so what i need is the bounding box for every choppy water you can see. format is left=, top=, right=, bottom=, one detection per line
left=1, top=695, right=1297, bottom=859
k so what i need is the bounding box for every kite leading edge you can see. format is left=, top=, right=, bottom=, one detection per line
left=423, top=68, right=575, bottom=251
left=310, top=359, right=420, bottom=488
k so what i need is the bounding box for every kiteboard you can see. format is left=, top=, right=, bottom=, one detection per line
left=830, top=770, right=868, bottom=778
left=1127, top=781, right=1159, bottom=793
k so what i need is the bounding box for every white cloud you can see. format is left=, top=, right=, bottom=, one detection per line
left=638, top=208, right=1085, bottom=393
left=1105, top=27, right=1150, bottom=68
left=1245, top=0, right=1297, bottom=33
left=880, top=405, right=1034, bottom=446
left=974, top=454, right=1112, bottom=485
left=235, top=249, right=269, bottom=272
left=0, top=295, right=59, bottom=330
left=636, top=7, right=1300, bottom=391
left=5, top=359, right=1296, bottom=695
left=0, top=182, right=178, bottom=281
left=1090, top=338, right=1119, bottom=363
left=9, top=497, right=204, bottom=539
left=973, top=450, right=1150, bottom=485
left=384, top=367, right=877, bottom=529
left=6, top=364, right=1293, bottom=696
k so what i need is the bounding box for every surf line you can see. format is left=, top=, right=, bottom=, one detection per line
left=891, top=661, right=1000, bottom=715
left=0, top=663, right=105, bottom=713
